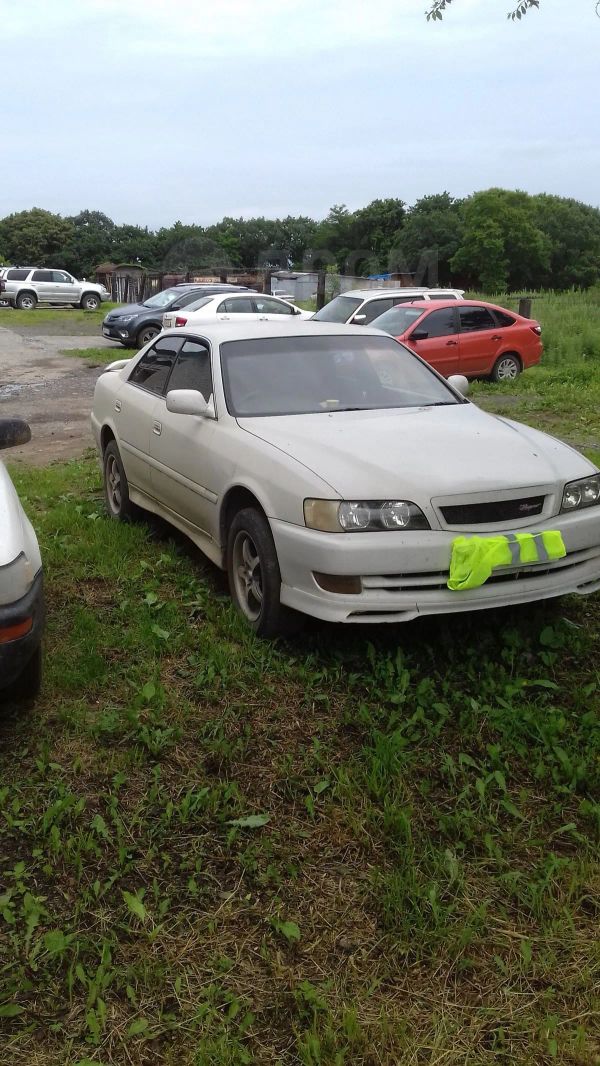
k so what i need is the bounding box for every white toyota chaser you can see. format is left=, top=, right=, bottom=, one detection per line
left=91, top=322, right=600, bottom=636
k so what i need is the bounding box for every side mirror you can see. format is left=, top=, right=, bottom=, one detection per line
left=166, top=389, right=208, bottom=416
left=352, top=313, right=367, bottom=323
left=293, top=307, right=301, bottom=315
left=448, top=375, right=470, bottom=397
left=410, top=329, right=428, bottom=341
left=0, top=418, right=31, bottom=451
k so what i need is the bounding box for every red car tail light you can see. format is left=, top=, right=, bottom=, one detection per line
left=175, top=316, right=188, bottom=327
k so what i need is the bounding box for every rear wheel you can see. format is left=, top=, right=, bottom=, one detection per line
left=81, top=292, right=100, bottom=311
left=16, top=291, right=37, bottom=311
left=491, top=353, right=521, bottom=382
left=227, top=507, right=301, bottom=638
left=136, top=324, right=160, bottom=347
left=103, top=441, right=137, bottom=521
left=3, top=646, right=42, bottom=703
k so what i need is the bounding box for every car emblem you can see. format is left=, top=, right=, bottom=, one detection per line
left=518, top=502, right=539, bottom=513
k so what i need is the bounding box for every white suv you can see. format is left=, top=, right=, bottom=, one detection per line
left=0, top=267, right=110, bottom=311
left=312, top=287, right=465, bottom=325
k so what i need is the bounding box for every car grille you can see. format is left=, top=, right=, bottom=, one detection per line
left=440, top=495, right=545, bottom=525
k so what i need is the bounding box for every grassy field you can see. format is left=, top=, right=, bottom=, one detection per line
left=2, top=351, right=600, bottom=1064
left=0, top=303, right=121, bottom=334
left=63, top=346, right=128, bottom=365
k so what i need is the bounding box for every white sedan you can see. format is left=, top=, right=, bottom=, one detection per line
left=91, top=322, right=600, bottom=636
left=0, top=419, right=44, bottom=698
left=161, top=291, right=312, bottom=330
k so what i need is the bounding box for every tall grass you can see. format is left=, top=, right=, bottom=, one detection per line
left=473, top=287, right=600, bottom=365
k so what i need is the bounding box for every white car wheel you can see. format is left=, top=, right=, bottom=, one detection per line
left=226, top=508, right=301, bottom=638
left=492, top=354, right=521, bottom=382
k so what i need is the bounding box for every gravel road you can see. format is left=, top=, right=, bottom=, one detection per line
left=0, top=325, right=121, bottom=464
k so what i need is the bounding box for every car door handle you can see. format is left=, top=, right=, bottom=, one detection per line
left=114, top=400, right=121, bottom=412
left=446, top=340, right=458, bottom=346
left=258, top=315, right=268, bottom=321
left=153, top=420, right=162, bottom=436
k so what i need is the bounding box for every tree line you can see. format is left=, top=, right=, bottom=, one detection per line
left=1, top=187, right=599, bottom=292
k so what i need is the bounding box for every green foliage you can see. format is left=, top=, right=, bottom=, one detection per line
left=451, top=188, right=551, bottom=290
left=0, top=207, right=75, bottom=268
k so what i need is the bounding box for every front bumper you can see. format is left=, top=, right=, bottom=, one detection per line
left=0, top=569, right=44, bottom=689
left=102, top=319, right=136, bottom=342
left=271, top=509, right=600, bottom=623
left=100, top=292, right=111, bottom=303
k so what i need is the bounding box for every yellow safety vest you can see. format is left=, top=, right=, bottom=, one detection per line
left=448, top=531, right=566, bottom=591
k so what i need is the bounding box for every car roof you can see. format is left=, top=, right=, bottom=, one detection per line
left=160, top=320, right=388, bottom=343
left=171, top=282, right=248, bottom=291
left=332, top=287, right=464, bottom=300
left=381, top=298, right=517, bottom=312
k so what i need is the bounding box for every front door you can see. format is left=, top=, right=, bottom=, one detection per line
left=149, top=337, right=225, bottom=541
left=216, top=296, right=260, bottom=323
left=118, top=335, right=183, bottom=495
left=405, top=306, right=460, bottom=376
left=52, top=270, right=80, bottom=305
left=457, top=305, right=504, bottom=377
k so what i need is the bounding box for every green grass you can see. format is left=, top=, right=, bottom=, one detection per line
left=62, top=346, right=129, bottom=365
left=472, top=288, right=600, bottom=366
left=2, top=362, right=600, bottom=1063
left=0, top=302, right=121, bottom=330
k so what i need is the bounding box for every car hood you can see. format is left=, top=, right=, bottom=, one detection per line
left=238, top=403, right=596, bottom=503
left=105, top=303, right=146, bottom=319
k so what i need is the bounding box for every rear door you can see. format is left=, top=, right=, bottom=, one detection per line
left=30, top=269, right=56, bottom=303
left=457, top=305, right=503, bottom=376
left=216, top=296, right=260, bottom=322
left=404, top=306, right=459, bottom=376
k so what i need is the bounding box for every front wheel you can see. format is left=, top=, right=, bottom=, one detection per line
left=136, top=324, right=160, bottom=348
left=226, top=508, right=301, bottom=638
left=81, top=293, right=100, bottom=311
left=103, top=441, right=137, bottom=521
left=491, top=353, right=521, bottom=383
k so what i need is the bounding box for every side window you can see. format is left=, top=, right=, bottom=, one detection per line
left=392, top=295, right=422, bottom=305
left=254, top=296, right=294, bottom=315
left=177, top=291, right=208, bottom=309
left=7, top=269, right=31, bottom=281
left=167, top=340, right=213, bottom=401
left=219, top=297, right=255, bottom=314
left=493, top=310, right=516, bottom=327
left=415, top=308, right=457, bottom=338
left=429, top=293, right=457, bottom=300
left=53, top=271, right=72, bottom=283
left=32, top=270, right=54, bottom=282
left=128, top=336, right=184, bottom=395
left=361, top=298, right=394, bottom=324
left=459, top=306, right=496, bottom=333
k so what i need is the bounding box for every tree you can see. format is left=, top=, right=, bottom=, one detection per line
left=427, top=0, right=540, bottom=21
left=0, top=208, right=75, bottom=268
left=532, top=194, right=600, bottom=289
left=64, top=209, right=116, bottom=276
left=451, top=188, right=551, bottom=290
left=392, top=193, right=464, bottom=283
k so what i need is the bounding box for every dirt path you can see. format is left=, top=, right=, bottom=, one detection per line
left=0, top=326, right=121, bottom=464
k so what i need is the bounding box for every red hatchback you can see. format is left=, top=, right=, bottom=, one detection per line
left=370, top=299, right=543, bottom=381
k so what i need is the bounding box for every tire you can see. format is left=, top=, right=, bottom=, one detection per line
left=491, top=353, right=521, bottom=383
left=226, top=507, right=302, bottom=638
left=81, top=292, right=100, bottom=311
left=3, top=646, right=42, bottom=703
left=16, top=291, right=37, bottom=311
left=103, top=440, right=137, bottom=521
left=136, top=324, right=160, bottom=348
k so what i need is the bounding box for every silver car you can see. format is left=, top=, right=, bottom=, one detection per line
left=0, top=267, right=110, bottom=310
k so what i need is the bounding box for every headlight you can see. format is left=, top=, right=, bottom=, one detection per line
left=561, top=474, right=600, bottom=513
left=116, top=315, right=135, bottom=324
left=304, top=499, right=430, bottom=532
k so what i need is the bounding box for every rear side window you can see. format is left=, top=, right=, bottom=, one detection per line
left=429, top=293, right=457, bottom=300
left=418, top=307, right=457, bottom=337
left=128, top=336, right=184, bottom=395
left=32, top=270, right=54, bottom=282
left=6, top=268, right=31, bottom=280
left=361, top=298, right=394, bottom=324
left=167, top=339, right=213, bottom=401
left=493, top=310, right=516, bottom=327
left=459, top=306, right=496, bottom=332
left=392, top=295, right=423, bottom=305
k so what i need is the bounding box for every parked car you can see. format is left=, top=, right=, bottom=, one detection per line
left=370, top=299, right=543, bottom=381
left=312, top=287, right=465, bottom=326
left=101, top=284, right=252, bottom=348
left=162, top=291, right=312, bottom=329
left=91, top=322, right=600, bottom=636
left=0, top=418, right=44, bottom=701
left=0, top=267, right=110, bottom=310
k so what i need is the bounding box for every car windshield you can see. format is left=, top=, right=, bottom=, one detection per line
left=144, top=288, right=188, bottom=309
left=312, top=296, right=362, bottom=322
left=371, top=306, right=426, bottom=335
left=178, top=295, right=214, bottom=313
left=221, top=335, right=461, bottom=417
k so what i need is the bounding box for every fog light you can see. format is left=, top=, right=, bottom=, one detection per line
left=313, top=573, right=362, bottom=594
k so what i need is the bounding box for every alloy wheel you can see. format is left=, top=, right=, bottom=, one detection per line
left=232, top=530, right=263, bottom=621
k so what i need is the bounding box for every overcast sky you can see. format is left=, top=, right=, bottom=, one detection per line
left=2, top=0, right=599, bottom=227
